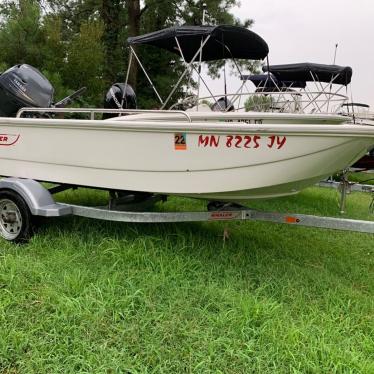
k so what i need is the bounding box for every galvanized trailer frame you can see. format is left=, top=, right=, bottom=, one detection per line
left=0, top=178, right=373, bottom=243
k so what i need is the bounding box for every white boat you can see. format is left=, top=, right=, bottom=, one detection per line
left=0, top=26, right=373, bottom=202
left=1, top=113, right=373, bottom=201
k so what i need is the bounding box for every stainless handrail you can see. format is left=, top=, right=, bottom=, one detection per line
left=172, top=91, right=349, bottom=114
left=16, top=108, right=192, bottom=122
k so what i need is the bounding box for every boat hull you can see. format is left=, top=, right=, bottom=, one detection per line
left=0, top=117, right=373, bottom=201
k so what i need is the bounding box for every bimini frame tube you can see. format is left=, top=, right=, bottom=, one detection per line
left=129, top=46, right=164, bottom=105
left=174, top=36, right=221, bottom=110
left=303, top=71, right=345, bottom=113
left=196, top=5, right=208, bottom=111
left=124, top=50, right=132, bottom=91
left=161, top=34, right=212, bottom=109
left=121, top=49, right=134, bottom=110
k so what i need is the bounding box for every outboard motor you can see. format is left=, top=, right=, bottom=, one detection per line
left=103, top=83, right=137, bottom=119
left=0, top=64, right=54, bottom=117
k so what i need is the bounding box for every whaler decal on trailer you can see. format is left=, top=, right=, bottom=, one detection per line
left=197, top=135, right=287, bottom=149
left=209, top=211, right=242, bottom=220
left=0, top=134, right=20, bottom=146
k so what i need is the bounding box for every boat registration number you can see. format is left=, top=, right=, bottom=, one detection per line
left=197, top=134, right=286, bottom=149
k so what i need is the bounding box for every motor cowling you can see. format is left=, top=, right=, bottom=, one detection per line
left=0, top=64, right=54, bottom=117
left=103, top=83, right=136, bottom=119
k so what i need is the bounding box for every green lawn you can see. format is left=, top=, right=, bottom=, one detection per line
left=348, top=171, right=374, bottom=186
left=0, top=186, right=373, bottom=373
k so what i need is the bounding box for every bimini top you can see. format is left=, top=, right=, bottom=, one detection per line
left=242, top=73, right=306, bottom=89
left=341, top=102, right=370, bottom=108
left=127, top=25, right=269, bottom=62
left=263, top=63, right=352, bottom=85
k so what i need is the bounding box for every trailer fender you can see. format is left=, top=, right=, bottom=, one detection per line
left=0, top=178, right=72, bottom=217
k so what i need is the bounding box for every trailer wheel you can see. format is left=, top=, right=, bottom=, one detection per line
left=0, top=190, right=33, bottom=243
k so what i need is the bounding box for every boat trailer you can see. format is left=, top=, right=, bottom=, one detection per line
left=318, top=170, right=374, bottom=213
left=0, top=178, right=373, bottom=243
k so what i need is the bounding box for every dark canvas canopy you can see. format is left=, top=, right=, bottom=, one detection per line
left=242, top=73, right=306, bottom=89
left=127, top=25, right=269, bottom=62
left=262, top=63, right=352, bottom=85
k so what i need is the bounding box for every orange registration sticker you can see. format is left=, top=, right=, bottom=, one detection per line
left=174, top=133, right=187, bottom=150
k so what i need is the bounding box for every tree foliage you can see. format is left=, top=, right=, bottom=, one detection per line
left=244, top=94, right=274, bottom=112
left=0, top=0, right=45, bottom=67
left=0, top=0, right=260, bottom=108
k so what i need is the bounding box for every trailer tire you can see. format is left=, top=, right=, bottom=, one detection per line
left=0, top=190, right=34, bottom=243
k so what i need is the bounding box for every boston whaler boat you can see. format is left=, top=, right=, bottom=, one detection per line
left=0, top=25, right=373, bottom=201
left=0, top=25, right=373, bottom=242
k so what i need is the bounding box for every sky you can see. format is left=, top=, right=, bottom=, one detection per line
left=201, top=0, right=374, bottom=108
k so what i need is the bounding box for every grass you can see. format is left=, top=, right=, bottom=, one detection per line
left=348, top=171, right=374, bottom=185
left=0, top=185, right=373, bottom=373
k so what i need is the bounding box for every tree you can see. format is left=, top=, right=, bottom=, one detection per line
left=63, top=20, right=105, bottom=105
left=0, top=0, right=260, bottom=109
left=100, top=0, right=126, bottom=83
left=0, top=0, right=45, bottom=67
left=244, top=94, right=274, bottom=112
